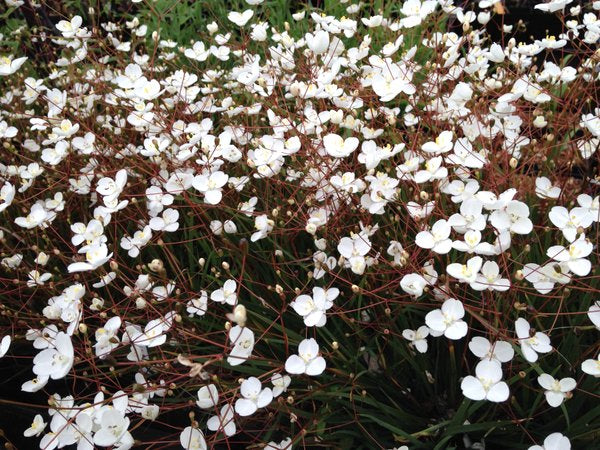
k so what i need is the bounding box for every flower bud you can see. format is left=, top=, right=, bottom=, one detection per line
left=148, top=259, right=164, bottom=272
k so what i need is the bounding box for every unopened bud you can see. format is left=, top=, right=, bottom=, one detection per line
left=515, top=270, right=524, bottom=281
left=148, top=259, right=164, bottom=272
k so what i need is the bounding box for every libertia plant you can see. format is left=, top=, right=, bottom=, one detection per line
left=0, top=0, right=598, bottom=448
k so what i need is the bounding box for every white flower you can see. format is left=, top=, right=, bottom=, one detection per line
left=56, top=15, right=83, bottom=38
left=96, top=169, right=127, bottom=203
left=371, top=60, right=416, bottom=102
left=32, top=332, right=74, bottom=380
left=271, top=373, right=291, bottom=397
left=227, top=325, right=255, bottom=366
left=323, top=133, right=359, bottom=158
left=141, top=404, right=160, bottom=421
left=149, top=208, right=179, bottom=232
left=0, top=335, right=10, bottom=358
left=290, top=286, right=339, bottom=327
left=581, top=354, right=600, bottom=377
left=27, top=270, right=52, bottom=287
left=67, top=243, right=113, bottom=273
left=127, top=317, right=169, bottom=348
left=546, top=237, right=593, bottom=276
left=415, top=219, right=452, bottom=254
left=425, top=298, right=468, bottom=340
left=185, top=41, right=210, bottom=62
left=515, top=318, right=552, bottom=363
left=14, top=203, right=49, bottom=229
left=24, top=414, right=46, bottom=438
left=306, top=30, right=330, bottom=54
left=400, top=0, right=437, bottom=28
left=228, top=9, right=254, bottom=26
left=588, top=301, right=600, bottom=329
left=537, top=374, right=576, bottom=407
left=0, top=181, right=15, bottom=213
left=470, top=261, right=510, bottom=291
left=337, top=232, right=371, bottom=275
left=461, top=360, right=509, bottom=402
left=196, top=384, right=219, bottom=409
left=251, top=214, right=274, bottom=242
left=534, top=0, right=573, bottom=13
left=447, top=256, right=483, bottom=284
left=94, top=409, right=131, bottom=447
left=207, top=405, right=236, bottom=437
left=414, top=156, right=448, bottom=183
left=549, top=206, right=594, bottom=242
left=265, top=438, right=293, bottom=450
left=192, top=171, right=228, bottom=205
left=528, top=432, right=571, bottom=450
left=468, top=336, right=514, bottom=363
left=522, top=263, right=569, bottom=294
left=402, top=326, right=429, bottom=353
left=223, top=220, right=237, bottom=233
left=186, top=292, right=208, bottom=317
left=0, top=55, right=27, bottom=76
left=400, top=273, right=428, bottom=297
left=120, top=226, right=152, bottom=258
left=0, top=120, right=17, bottom=139
left=21, top=375, right=49, bottom=393
left=180, top=426, right=207, bottom=450
left=94, top=316, right=121, bottom=358
left=285, top=338, right=326, bottom=376
left=211, top=279, right=237, bottom=305
left=235, top=377, right=273, bottom=416
left=535, top=177, right=561, bottom=199
left=422, top=131, right=453, bottom=154
left=489, top=200, right=533, bottom=235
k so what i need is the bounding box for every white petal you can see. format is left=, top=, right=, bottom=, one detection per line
left=461, top=376, right=486, bottom=401
left=487, top=382, right=509, bottom=402
left=285, top=355, right=305, bottom=374
left=305, top=356, right=326, bottom=376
